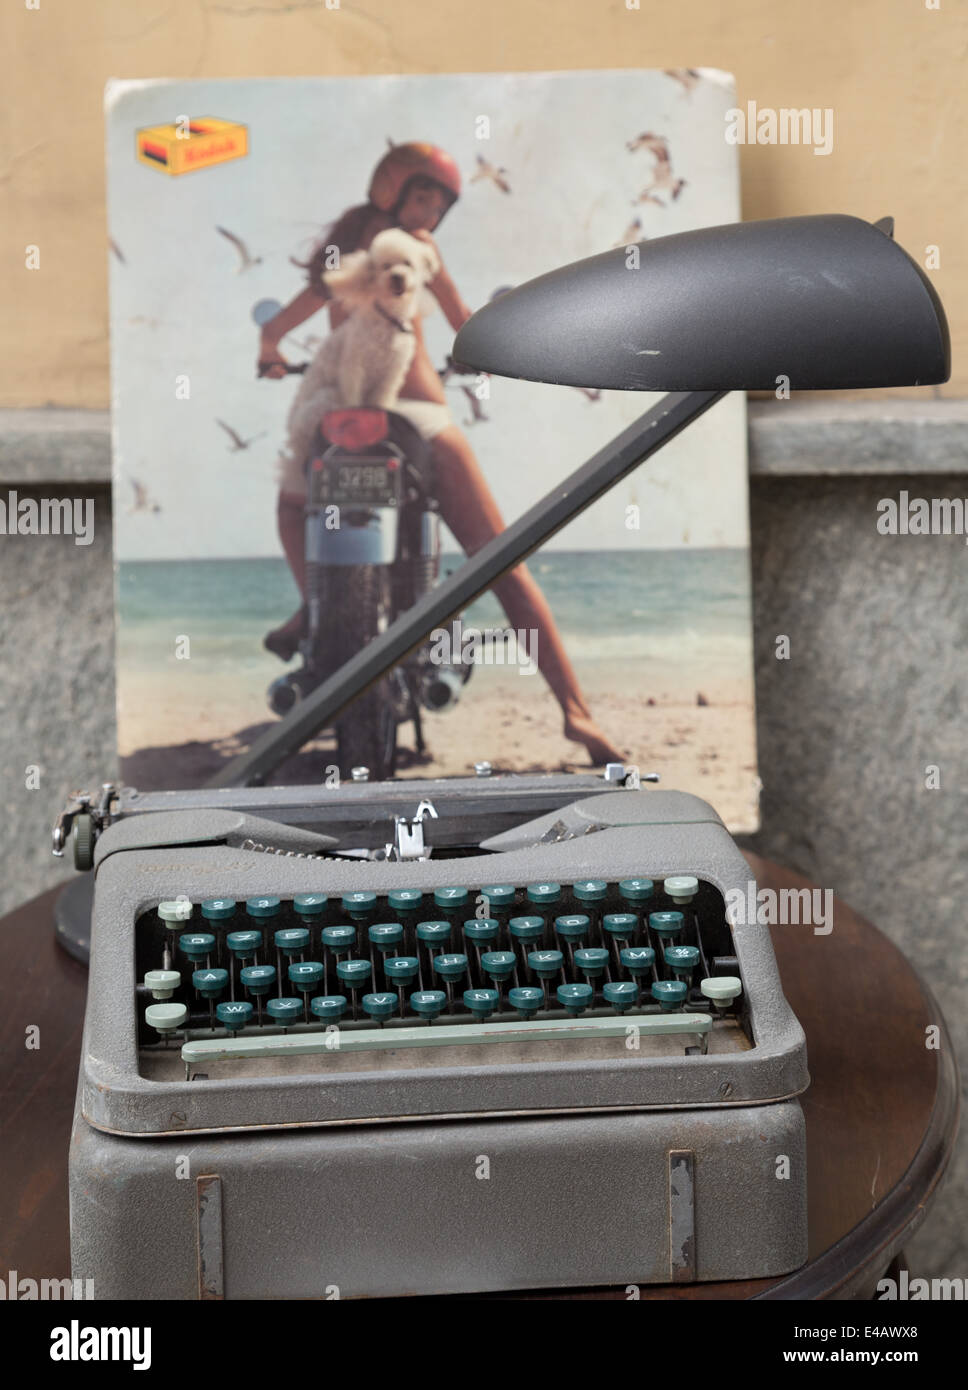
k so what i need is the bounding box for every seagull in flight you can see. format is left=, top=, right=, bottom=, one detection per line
left=216, top=225, right=263, bottom=272
left=217, top=419, right=267, bottom=452
left=470, top=154, right=511, bottom=195
left=128, top=479, right=161, bottom=514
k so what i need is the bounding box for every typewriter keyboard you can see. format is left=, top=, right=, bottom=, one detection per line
left=136, top=877, right=749, bottom=1076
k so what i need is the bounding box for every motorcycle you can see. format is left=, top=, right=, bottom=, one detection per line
left=259, top=354, right=473, bottom=781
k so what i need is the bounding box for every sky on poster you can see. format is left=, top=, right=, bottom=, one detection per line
left=106, top=70, right=745, bottom=561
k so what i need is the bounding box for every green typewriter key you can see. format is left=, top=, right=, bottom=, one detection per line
left=432, top=952, right=468, bottom=1012
left=557, top=982, right=594, bottom=1017
left=201, top=898, right=236, bottom=922
left=266, top=997, right=303, bottom=1029
left=388, top=889, right=423, bottom=914
left=337, top=958, right=372, bottom=1019
left=481, top=884, right=515, bottom=908
left=384, top=954, right=419, bottom=1013
left=508, top=986, right=544, bottom=1020
left=480, top=950, right=517, bottom=987
left=603, top=913, right=637, bottom=941
left=323, top=925, right=356, bottom=954
left=216, top=1000, right=253, bottom=1033
left=574, top=879, right=607, bottom=904
left=179, top=933, right=216, bottom=962
left=342, top=891, right=377, bottom=919
left=369, top=923, right=404, bottom=951
left=620, top=946, right=656, bottom=979
left=649, top=911, right=684, bottom=943
left=526, top=882, right=561, bottom=906
left=528, top=950, right=565, bottom=987
left=193, top=968, right=228, bottom=1026
left=463, top=988, right=500, bottom=1021
left=417, top=920, right=451, bottom=947
left=289, top=961, right=324, bottom=1020
left=227, top=930, right=262, bottom=960
left=574, top=947, right=610, bottom=982
left=432, top=952, right=469, bottom=981
left=145, top=1002, right=187, bottom=1040
left=435, top=887, right=469, bottom=911
left=293, top=893, right=327, bottom=918
left=240, top=963, right=275, bottom=1019
left=619, top=879, right=654, bottom=904
left=664, top=876, right=699, bottom=905
left=144, top=969, right=180, bottom=1000
left=603, top=981, right=639, bottom=1013
left=463, top=918, right=499, bottom=945
left=554, top=914, right=590, bottom=942
left=509, top=915, right=544, bottom=973
left=652, top=979, right=687, bottom=1012
left=700, top=976, right=743, bottom=1012
left=384, top=955, right=419, bottom=984
left=246, top=896, right=281, bottom=919
left=361, top=992, right=398, bottom=1023
left=193, top=967, right=228, bottom=998
left=310, top=995, right=347, bottom=1023
left=410, top=989, right=447, bottom=1022
left=240, top=964, right=276, bottom=995
left=664, top=944, right=700, bottom=985
left=275, top=928, right=310, bottom=956
left=510, top=915, right=544, bottom=943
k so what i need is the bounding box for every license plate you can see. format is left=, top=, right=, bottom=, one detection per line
left=316, top=457, right=397, bottom=507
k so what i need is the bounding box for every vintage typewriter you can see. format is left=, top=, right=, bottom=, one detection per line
left=61, top=214, right=948, bottom=1298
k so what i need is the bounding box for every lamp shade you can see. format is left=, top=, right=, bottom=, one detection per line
left=453, top=215, right=950, bottom=391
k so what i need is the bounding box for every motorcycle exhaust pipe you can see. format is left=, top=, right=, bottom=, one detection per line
left=419, top=668, right=465, bottom=712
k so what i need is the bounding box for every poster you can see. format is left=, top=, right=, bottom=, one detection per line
left=107, top=69, right=758, bottom=828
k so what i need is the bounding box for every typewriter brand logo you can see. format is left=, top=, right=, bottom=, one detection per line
left=1, top=1271, right=94, bottom=1300
left=50, top=1320, right=151, bottom=1369
left=0, top=491, right=94, bottom=546
left=725, top=102, right=834, bottom=157
left=876, top=492, right=968, bottom=543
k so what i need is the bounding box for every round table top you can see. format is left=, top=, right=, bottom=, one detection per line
left=0, top=854, right=958, bottom=1299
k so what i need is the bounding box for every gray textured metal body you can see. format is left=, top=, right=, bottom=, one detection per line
left=70, top=787, right=809, bottom=1294
left=70, top=1097, right=807, bottom=1297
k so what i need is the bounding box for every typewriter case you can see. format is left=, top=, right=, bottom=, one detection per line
left=69, top=786, right=808, bottom=1298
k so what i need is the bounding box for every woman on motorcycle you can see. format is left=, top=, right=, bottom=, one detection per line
left=259, top=141, right=624, bottom=767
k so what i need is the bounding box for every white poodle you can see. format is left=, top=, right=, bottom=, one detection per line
left=282, top=229, right=439, bottom=477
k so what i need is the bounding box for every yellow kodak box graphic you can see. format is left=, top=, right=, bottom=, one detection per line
left=136, top=117, right=248, bottom=176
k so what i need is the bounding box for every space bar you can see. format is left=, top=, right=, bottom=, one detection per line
left=182, top=1012, right=713, bottom=1063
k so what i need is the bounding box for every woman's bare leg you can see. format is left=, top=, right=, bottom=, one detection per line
left=265, top=489, right=308, bottom=660
left=431, top=425, right=625, bottom=765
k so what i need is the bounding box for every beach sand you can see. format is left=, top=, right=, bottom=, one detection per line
left=118, top=669, right=760, bottom=832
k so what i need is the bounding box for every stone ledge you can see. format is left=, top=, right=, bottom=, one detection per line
left=1, top=401, right=966, bottom=484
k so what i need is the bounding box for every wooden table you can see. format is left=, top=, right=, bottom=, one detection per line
left=0, top=856, right=958, bottom=1299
